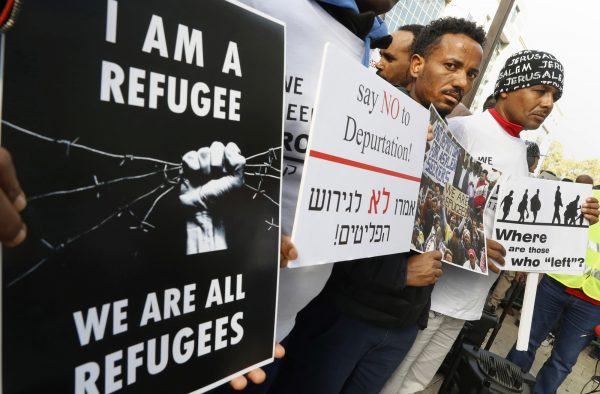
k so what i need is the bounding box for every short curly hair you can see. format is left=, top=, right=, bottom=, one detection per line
left=411, top=17, right=486, bottom=57
left=398, top=24, right=424, bottom=37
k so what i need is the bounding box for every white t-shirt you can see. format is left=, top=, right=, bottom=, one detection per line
left=462, top=259, right=483, bottom=273
left=240, top=0, right=364, bottom=341
left=430, top=110, right=529, bottom=320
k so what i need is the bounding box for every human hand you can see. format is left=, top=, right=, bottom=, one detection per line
left=487, top=239, right=506, bottom=273
left=427, top=124, right=433, bottom=142
left=0, top=148, right=26, bottom=246
left=229, top=343, right=285, bottom=390
left=582, top=197, right=599, bottom=225
left=406, top=251, right=443, bottom=286
left=280, top=235, right=297, bottom=268
left=179, top=142, right=245, bottom=254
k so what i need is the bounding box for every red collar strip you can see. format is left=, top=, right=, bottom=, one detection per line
left=488, top=108, right=524, bottom=138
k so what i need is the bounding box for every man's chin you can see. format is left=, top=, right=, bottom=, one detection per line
left=433, top=102, right=454, bottom=117
left=524, top=119, right=544, bottom=130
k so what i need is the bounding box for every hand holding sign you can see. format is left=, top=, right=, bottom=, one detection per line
left=406, top=250, right=443, bottom=286
left=582, top=196, right=600, bottom=224
left=179, top=141, right=246, bottom=255
left=0, top=147, right=27, bottom=246
left=427, top=124, right=434, bottom=142
left=280, top=235, right=298, bottom=268
left=486, top=239, right=506, bottom=273
left=229, top=343, right=286, bottom=390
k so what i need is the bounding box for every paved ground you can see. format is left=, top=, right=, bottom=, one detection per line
left=418, top=307, right=600, bottom=393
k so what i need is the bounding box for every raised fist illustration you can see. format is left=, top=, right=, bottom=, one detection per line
left=179, top=141, right=245, bottom=255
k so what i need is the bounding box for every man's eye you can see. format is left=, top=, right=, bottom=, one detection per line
left=445, top=63, right=456, bottom=70
left=468, top=72, right=478, bottom=80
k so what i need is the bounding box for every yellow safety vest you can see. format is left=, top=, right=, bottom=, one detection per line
left=550, top=190, right=600, bottom=301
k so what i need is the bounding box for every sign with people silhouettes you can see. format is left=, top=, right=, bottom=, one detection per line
left=493, top=176, right=591, bottom=274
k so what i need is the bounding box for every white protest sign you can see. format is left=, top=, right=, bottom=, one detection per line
left=493, top=176, right=591, bottom=274
left=290, top=43, right=428, bottom=267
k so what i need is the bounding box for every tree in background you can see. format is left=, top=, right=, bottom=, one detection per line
left=540, top=141, right=600, bottom=183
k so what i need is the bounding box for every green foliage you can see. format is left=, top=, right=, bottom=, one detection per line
left=540, top=141, right=600, bottom=184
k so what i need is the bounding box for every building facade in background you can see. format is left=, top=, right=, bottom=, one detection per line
left=370, top=0, right=448, bottom=70
left=384, top=0, right=448, bottom=30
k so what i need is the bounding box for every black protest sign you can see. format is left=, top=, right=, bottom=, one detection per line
left=1, top=0, right=283, bottom=392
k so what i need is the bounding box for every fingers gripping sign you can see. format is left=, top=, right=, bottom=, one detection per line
left=229, top=343, right=285, bottom=390
left=280, top=235, right=298, bottom=268
left=582, top=196, right=600, bottom=225
left=179, top=142, right=246, bottom=255
left=406, top=250, right=443, bottom=287
left=486, top=238, right=506, bottom=273
left=0, top=147, right=27, bottom=246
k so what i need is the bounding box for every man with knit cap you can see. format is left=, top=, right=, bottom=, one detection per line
left=382, top=49, right=600, bottom=394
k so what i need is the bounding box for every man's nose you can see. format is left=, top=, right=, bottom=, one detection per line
left=452, top=70, right=468, bottom=91
left=540, top=91, right=555, bottom=109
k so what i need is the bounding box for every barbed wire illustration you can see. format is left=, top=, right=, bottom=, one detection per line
left=3, top=120, right=180, bottom=166
left=2, top=120, right=281, bottom=286
left=7, top=181, right=172, bottom=287
left=28, top=167, right=181, bottom=201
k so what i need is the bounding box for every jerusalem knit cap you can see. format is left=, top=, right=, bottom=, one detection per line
left=494, top=50, right=564, bottom=101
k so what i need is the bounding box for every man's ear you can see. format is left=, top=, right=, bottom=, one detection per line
left=499, top=91, right=508, bottom=99
left=410, top=54, right=424, bottom=78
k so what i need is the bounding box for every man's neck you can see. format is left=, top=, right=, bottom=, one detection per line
left=405, top=90, right=449, bottom=119
left=488, top=108, right=523, bottom=138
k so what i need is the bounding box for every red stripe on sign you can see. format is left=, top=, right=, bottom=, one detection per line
left=309, top=150, right=421, bottom=182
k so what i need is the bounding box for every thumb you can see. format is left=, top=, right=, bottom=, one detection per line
left=281, top=235, right=298, bottom=267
